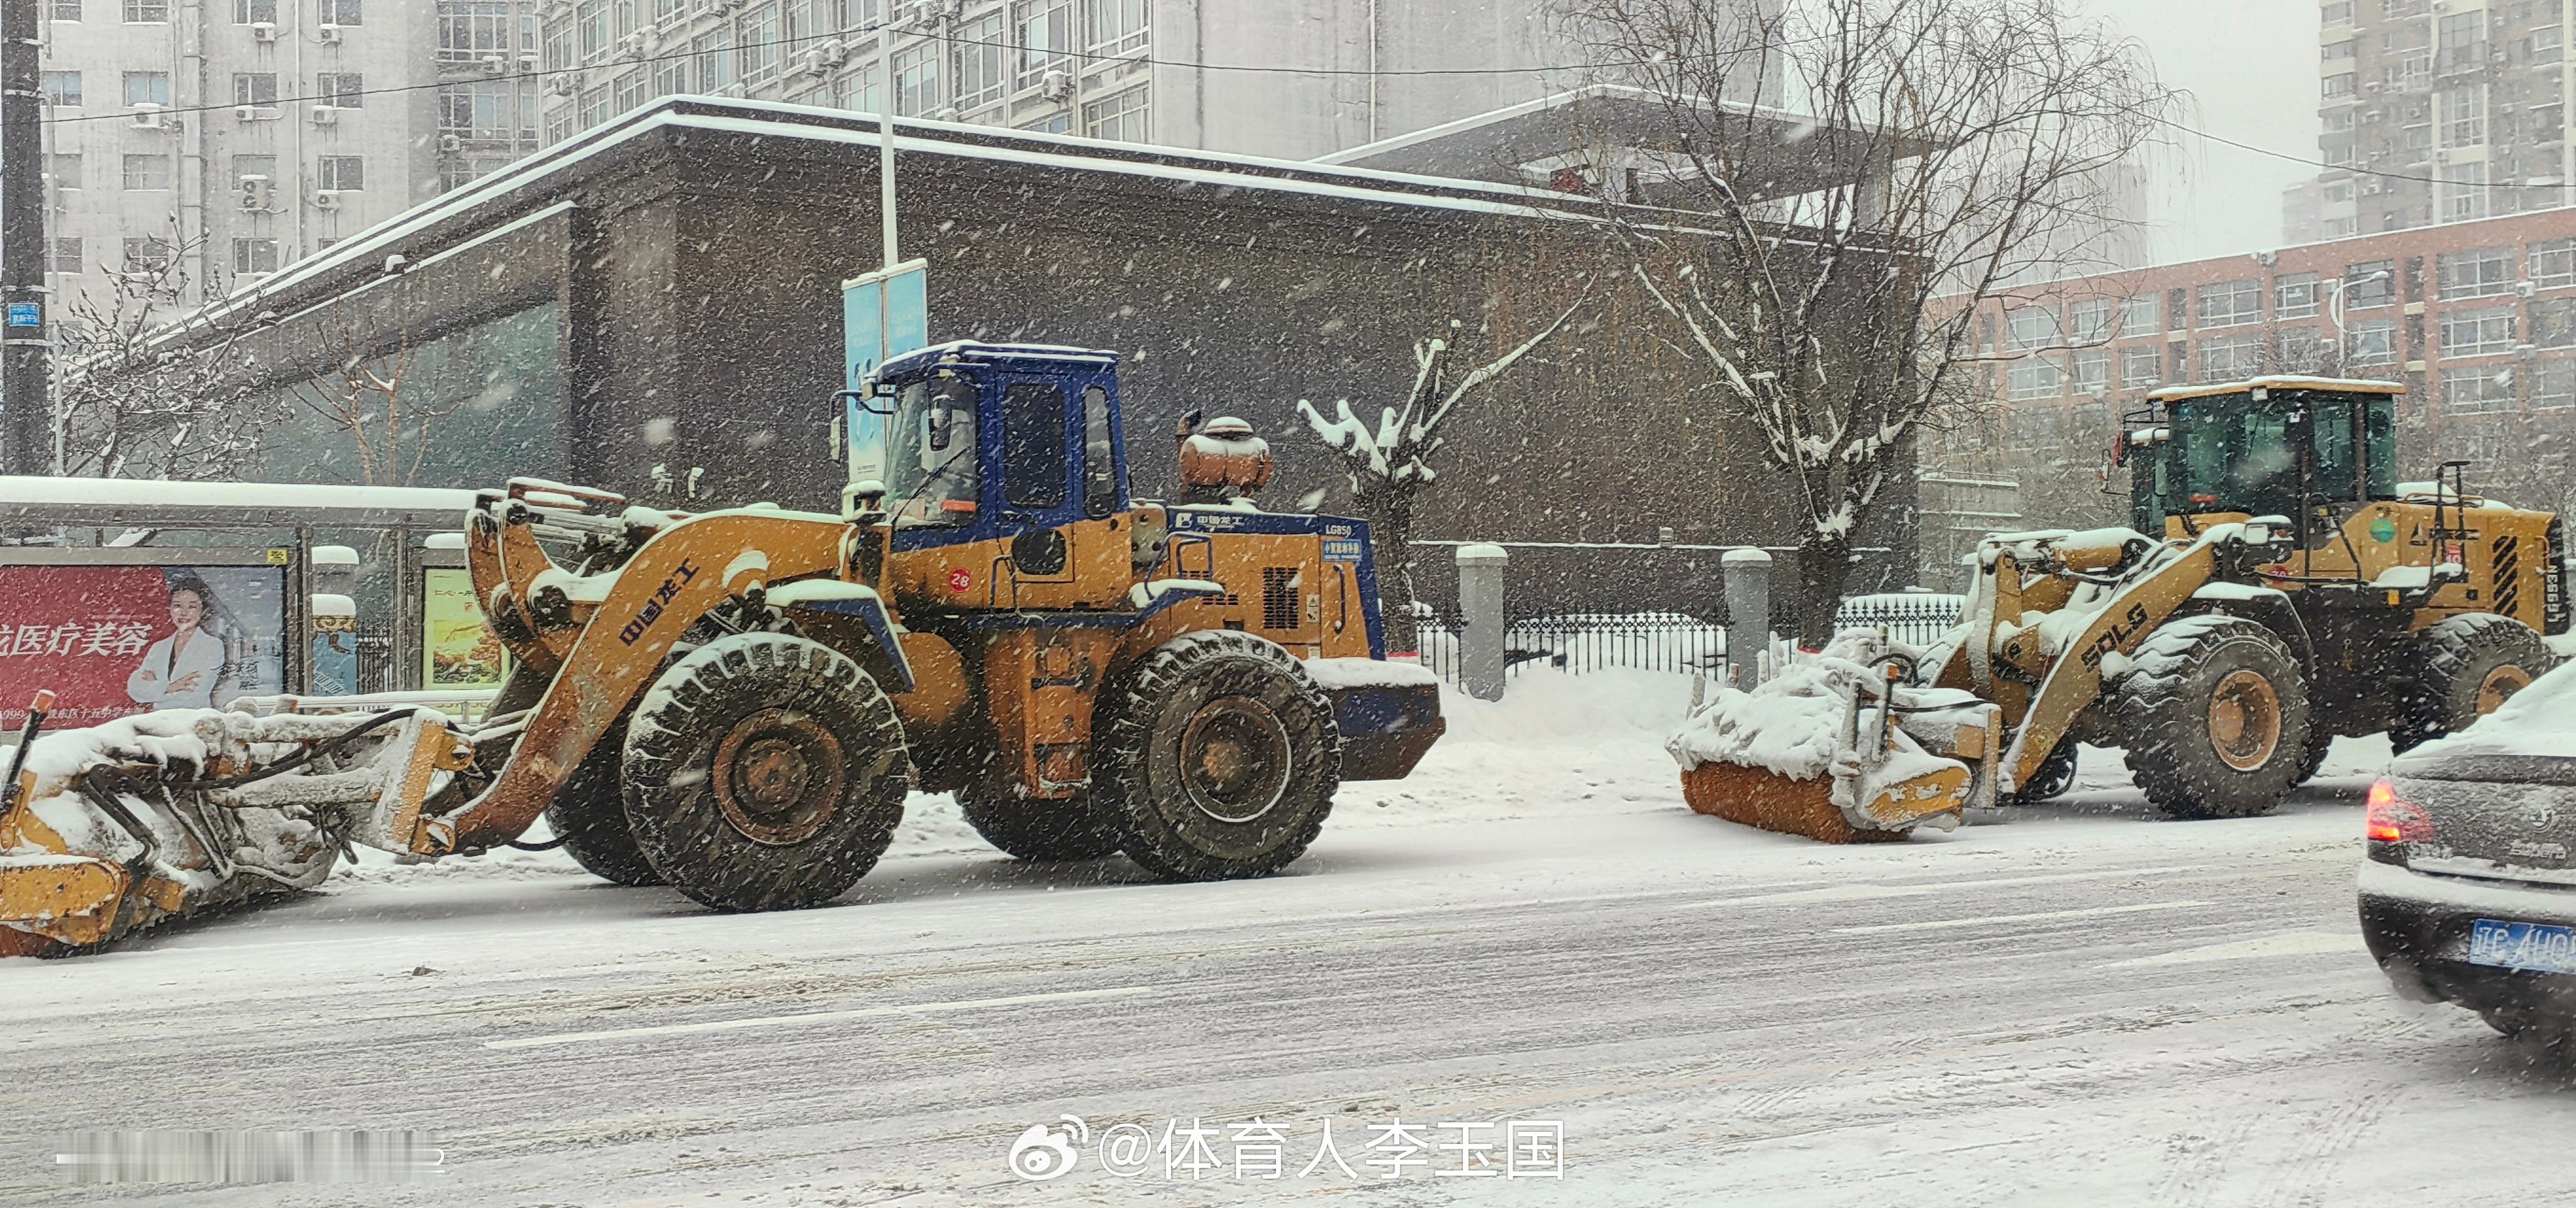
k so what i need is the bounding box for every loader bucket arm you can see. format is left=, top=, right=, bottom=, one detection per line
left=419, top=510, right=848, bottom=855
left=1992, top=540, right=2219, bottom=794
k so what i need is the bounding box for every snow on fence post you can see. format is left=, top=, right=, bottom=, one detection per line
left=1455, top=542, right=1509, bottom=702
left=1721, top=547, right=1772, bottom=691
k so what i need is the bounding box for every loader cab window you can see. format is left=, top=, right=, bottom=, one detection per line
left=2365, top=394, right=2398, bottom=500
left=2175, top=393, right=2299, bottom=518
left=886, top=376, right=982, bottom=528
left=1081, top=384, right=1118, bottom=518
left=2307, top=396, right=2362, bottom=506
left=1002, top=383, right=1069, bottom=510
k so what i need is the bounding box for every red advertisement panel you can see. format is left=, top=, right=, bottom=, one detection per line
left=0, top=565, right=289, bottom=730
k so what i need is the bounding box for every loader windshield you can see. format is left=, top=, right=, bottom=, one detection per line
left=884, top=376, right=982, bottom=527
left=2172, top=394, right=2299, bottom=518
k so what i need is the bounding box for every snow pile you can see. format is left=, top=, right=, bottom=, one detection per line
left=1667, top=664, right=1850, bottom=780
left=1302, top=657, right=1439, bottom=690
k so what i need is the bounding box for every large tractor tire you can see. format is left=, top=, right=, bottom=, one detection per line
left=2293, top=734, right=2334, bottom=785
left=955, top=759, right=1124, bottom=862
left=1092, top=631, right=1341, bottom=881
left=2011, top=735, right=2080, bottom=804
left=2111, top=615, right=2313, bottom=820
left=620, top=632, right=911, bottom=912
left=543, top=710, right=664, bottom=887
left=2391, top=613, right=2556, bottom=754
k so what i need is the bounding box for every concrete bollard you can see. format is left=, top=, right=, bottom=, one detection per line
left=1455, top=542, right=1508, bottom=702
left=1721, top=547, right=1772, bottom=691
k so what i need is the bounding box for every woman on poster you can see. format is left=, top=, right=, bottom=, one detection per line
left=126, top=580, right=230, bottom=711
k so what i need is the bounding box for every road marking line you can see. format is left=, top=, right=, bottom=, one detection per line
left=1829, top=900, right=2210, bottom=936
left=1689, top=864, right=2198, bottom=909
left=2101, top=929, right=2362, bottom=968
left=482, top=985, right=1153, bottom=1051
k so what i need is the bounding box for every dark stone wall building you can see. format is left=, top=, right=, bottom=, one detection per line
left=165, top=98, right=1916, bottom=618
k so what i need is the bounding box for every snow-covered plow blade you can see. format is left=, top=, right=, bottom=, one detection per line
left=0, top=700, right=477, bottom=956
left=1670, top=638, right=2001, bottom=844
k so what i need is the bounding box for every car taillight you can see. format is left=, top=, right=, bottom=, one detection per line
left=2366, top=780, right=2434, bottom=844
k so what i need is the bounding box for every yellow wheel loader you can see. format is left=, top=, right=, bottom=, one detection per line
left=1680, top=376, right=2565, bottom=842
left=0, top=342, right=1446, bottom=954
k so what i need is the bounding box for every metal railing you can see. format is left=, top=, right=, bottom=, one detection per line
left=1414, top=609, right=1726, bottom=682
left=1833, top=593, right=1965, bottom=647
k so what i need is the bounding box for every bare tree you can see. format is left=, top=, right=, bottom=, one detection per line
left=1562, top=0, right=2181, bottom=642
left=1299, top=299, right=1588, bottom=653
left=286, top=299, right=447, bottom=486
left=53, top=226, right=279, bottom=479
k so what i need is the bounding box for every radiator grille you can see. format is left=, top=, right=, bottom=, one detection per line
left=1261, top=566, right=1301, bottom=631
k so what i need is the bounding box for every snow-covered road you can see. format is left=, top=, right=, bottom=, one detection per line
left=1, top=672, right=2569, bottom=1205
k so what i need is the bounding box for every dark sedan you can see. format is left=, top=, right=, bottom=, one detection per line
left=2360, top=666, right=2576, bottom=1045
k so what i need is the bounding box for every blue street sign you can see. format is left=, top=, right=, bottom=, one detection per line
left=6, top=302, right=40, bottom=328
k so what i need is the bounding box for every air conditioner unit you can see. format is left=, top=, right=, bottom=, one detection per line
left=482, top=53, right=508, bottom=74
left=545, top=74, right=576, bottom=97
left=619, top=30, right=647, bottom=57
left=309, top=105, right=338, bottom=126
left=817, top=38, right=847, bottom=67
left=1040, top=69, right=1073, bottom=101
left=318, top=24, right=343, bottom=44
left=250, top=20, right=275, bottom=42
left=2365, top=81, right=2384, bottom=94
left=313, top=190, right=343, bottom=211
left=234, top=104, right=259, bottom=121
left=130, top=103, right=164, bottom=130
left=238, top=175, right=272, bottom=210
left=438, top=133, right=464, bottom=152
left=518, top=52, right=538, bottom=70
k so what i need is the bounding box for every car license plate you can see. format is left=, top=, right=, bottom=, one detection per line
left=2468, top=919, right=2576, bottom=975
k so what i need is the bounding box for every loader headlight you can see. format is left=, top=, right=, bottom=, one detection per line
left=2242, top=515, right=2290, bottom=546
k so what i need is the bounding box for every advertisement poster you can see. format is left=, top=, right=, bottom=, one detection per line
left=422, top=568, right=508, bottom=688
left=0, top=565, right=289, bottom=729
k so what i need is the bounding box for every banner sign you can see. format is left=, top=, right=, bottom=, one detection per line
left=0, top=565, right=289, bottom=729
left=422, top=568, right=508, bottom=688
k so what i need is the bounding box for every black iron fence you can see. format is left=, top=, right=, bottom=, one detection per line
left=1832, top=593, right=1965, bottom=648
left=1414, top=609, right=1727, bottom=682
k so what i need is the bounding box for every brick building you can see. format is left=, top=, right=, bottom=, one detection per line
left=1944, top=204, right=2576, bottom=533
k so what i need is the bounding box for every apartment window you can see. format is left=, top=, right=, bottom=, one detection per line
left=2274, top=272, right=2320, bottom=320
left=232, top=237, right=279, bottom=275
left=579, top=86, right=610, bottom=128
left=47, top=0, right=82, bottom=18
left=2322, top=1, right=2353, bottom=23
left=2068, top=297, right=2114, bottom=344
left=1019, top=111, right=1073, bottom=134
left=2003, top=306, right=2058, bottom=351
left=49, top=153, right=79, bottom=189
left=1016, top=0, right=1072, bottom=89
left=2196, top=279, right=2261, bottom=328
left=123, top=71, right=169, bottom=107
left=2445, top=162, right=2489, bottom=221
left=614, top=70, right=645, bottom=114
left=318, top=72, right=364, bottom=107
left=2443, top=86, right=2487, bottom=147
left=2277, top=327, right=2327, bottom=372
left=2323, top=216, right=2358, bottom=238
left=2381, top=0, right=2426, bottom=16
left=233, top=152, right=274, bottom=183
left=2118, top=293, right=2160, bottom=337
left=953, top=12, right=1006, bottom=109
left=2119, top=345, right=2162, bottom=389
left=2534, top=296, right=2576, bottom=347
left=833, top=61, right=880, bottom=113
left=41, top=71, right=79, bottom=106
left=2323, top=73, right=2355, bottom=99
left=121, top=238, right=174, bottom=271
left=232, top=72, right=277, bottom=104
left=120, top=153, right=170, bottom=189
left=543, top=22, right=571, bottom=72
left=233, top=0, right=273, bottom=20
left=1089, top=0, right=1145, bottom=54
left=577, top=0, right=607, bottom=59
left=2348, top=316, right=2397, bottom=366
left=440, top=81, right=515, bottom=139
left=780, top=0, right=809, bottom=42
left=316, top=155, right=363, bottom=189
left=122, top=0, right=165, bottom=20
left=2441, top=366, right=2515, bottom=415
left=438, top=0, right=511, bottom=62
left=891, top=42, right=937, bottom=115
left=2534, top=359, right=2576, bottom=409
left=2344, top=260, right=2395, bottom=309
left=2071, top=348, right=2110, bottom=395
left=50, top=237, right=84, bottom=274
left=2323, top=39, right=2355, bottom=63
left=319, top=0, right=358, bottom=23
left=1084, top=83, right=1148, bottom=141
left=2441, top=305, right=2518, bottom=356
left=1977, top=312, right=1994, bottom=355
left=693, top=26, right=735, bottom=92
left=545, top=109, right=570, bottom=144
left=2438, top=247, right=2516, bottom=298
left=613, top=0, right=635, bottom=36
left=653, top=55, right=688, bottom=99
left=737, top=3, right=780, bottom=83
left=2199, top=333, right=2261, bottom=381
left=655, top=0, right=682, bottom=21
left=2005, top=354, right=2063, bottom=401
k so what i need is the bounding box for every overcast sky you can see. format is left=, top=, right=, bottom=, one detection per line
left=2084, top=0, right=2320, bottom=266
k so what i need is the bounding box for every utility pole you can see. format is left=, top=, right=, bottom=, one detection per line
left=0, top=0, right=47, bottom=476
left=875, top=20, right=898, bottom=270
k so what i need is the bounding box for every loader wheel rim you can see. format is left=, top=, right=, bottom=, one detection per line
left=1179, top=696, right=1292, bottom=824
left=2477, top=666, right=2533, bottom=715
left=2207, top=669, right=2282, bottom=773
left=711, top=708, right=845, bottom=846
